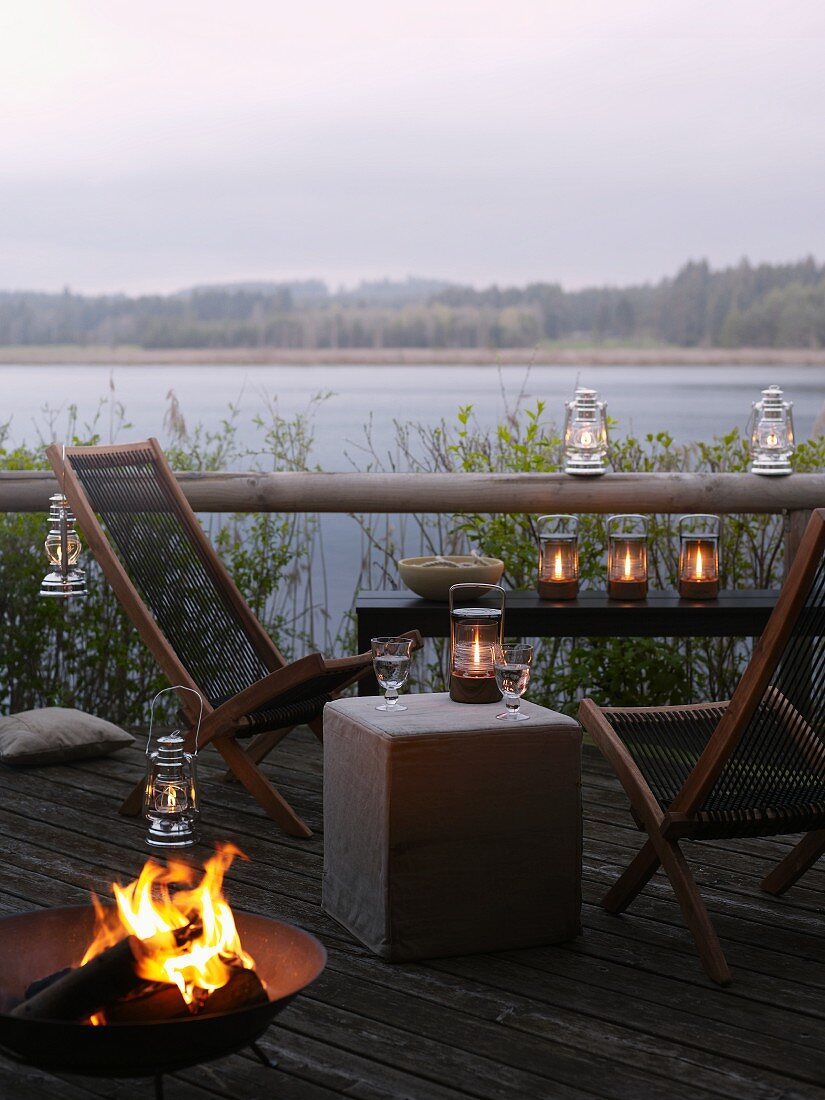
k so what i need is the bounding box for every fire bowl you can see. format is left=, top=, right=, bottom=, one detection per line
left=0, top=906, right=326, bottom=1078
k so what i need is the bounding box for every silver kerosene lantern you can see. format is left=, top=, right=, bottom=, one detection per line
left=143, top=686, right=203, bottom=848
left=747, top=385, right=795, bottom=475
left=563, top=387, right=609, bottom=475
left=39, top=492, right=87, bottom=599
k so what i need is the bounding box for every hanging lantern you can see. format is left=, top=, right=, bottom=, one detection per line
left=449, top=583, right=505, bottom=704
left=747, top=385, right=795, bottom=475
left=537, top=514, right=579, bottom=600
left=39, top=492, right=87, bottom=599
left=563, top=387, right=608, bottom=476
left=679, top=514, right=720, bottom=600
left=607, top=514, right=648, bottom=600
left=143, top=687, right=203, bottom=849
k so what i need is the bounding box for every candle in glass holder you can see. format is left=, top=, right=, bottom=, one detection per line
left=449, top=583, right=505, bottom=704
left=679, top=514, right=720, bottom=599
left=537, top=514, right=579, bottom=600
left=607, top=514, right=648, bottom=600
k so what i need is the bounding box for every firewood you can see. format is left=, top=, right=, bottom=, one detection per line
left=103, top=983, right=189, bottom=1023
left=24, top=967, right=72, bottom=1000
left=199, top=967, right=267, bottom=1017
left=11, top=922, right=199, bottom=1023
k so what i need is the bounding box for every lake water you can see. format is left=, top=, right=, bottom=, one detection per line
left=3, top=362, right=823, bottom=467
left=5, top=361, right=823, bottom=647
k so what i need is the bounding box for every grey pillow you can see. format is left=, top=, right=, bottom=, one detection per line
left=0, top=707, right=134, bottom=767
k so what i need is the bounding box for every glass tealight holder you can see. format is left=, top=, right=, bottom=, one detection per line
left=449, top=583, right=505, bottom=704
left=679, top=514, right=720, bottom=600
left=537, top=514, right=579, bottom=600
left=607, top=514, right=648, bottom=601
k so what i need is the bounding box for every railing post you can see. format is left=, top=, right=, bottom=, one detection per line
left=784, top=509, right=811, bottom=580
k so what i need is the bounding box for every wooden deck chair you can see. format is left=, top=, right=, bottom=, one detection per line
left=47, top=439, right=421, bottom=838
left=579, top=508, right=825, bottom=985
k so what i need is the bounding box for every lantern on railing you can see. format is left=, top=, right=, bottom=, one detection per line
left=537, top=514, right=579, bottom=600
left=747, top=385, right=794, bottom=475
left=39, top=492, right=87, bottom=599
left=449, top=583, right=505, bottom=704
left=563, top=387, right=608, bottom=475
left=606, top=514, right=648, bottom=600
left=678, top=514, right=720, bottom=600
left=143, top=687, right=202, bottom=848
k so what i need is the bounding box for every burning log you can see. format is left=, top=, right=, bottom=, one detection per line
left=12, top=923, right=200, bottom=1023
left=198, top=967, right=268, bottom=1017
left=103, top=983, right=189, bottom=1024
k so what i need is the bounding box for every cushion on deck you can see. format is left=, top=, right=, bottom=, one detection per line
left=0, top=707, right=134, bottom=767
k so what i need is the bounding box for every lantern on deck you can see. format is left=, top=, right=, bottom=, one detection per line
left=607, top=514, right=648, bottom=600
left=747, top=385, right=794, bottom=475
left=143, top=687, right=203, bottom=849
left=39, top=492, right=87, bottom=599
left=449, top=583, right=505, bottom=704
left=679, top=514, right=720, bottom=600
left=537, top=514, right=579, bottom=600
left=563, top=387, right=609, bottom=476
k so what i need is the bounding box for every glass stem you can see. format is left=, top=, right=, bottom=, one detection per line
left=506, top=694, right=519, bottom=716
left=385, top=688, right=398, bottom=708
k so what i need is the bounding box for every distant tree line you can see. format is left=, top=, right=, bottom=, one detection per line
left=1, top=259, right=824, bottom=349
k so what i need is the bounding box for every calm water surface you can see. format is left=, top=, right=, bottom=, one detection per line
left=3, top=363, right=823, bottom=466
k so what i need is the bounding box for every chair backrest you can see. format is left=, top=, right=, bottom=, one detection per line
left=675, top=508, right=825, bottom=815
left=49, top=439, right=285, bottom=718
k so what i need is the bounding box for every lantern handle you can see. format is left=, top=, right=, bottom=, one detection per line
left=606, top=514, right=648, bottom=537
left=536, top=514, right=579, bottom=539
left=448, top=582, right=506, bottom=615
left=678, top=514, right=721, bottom=536
left=146, top=686, right=204, bottom=757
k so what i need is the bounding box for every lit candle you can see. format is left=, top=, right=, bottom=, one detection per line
left=679, top=517, right=720, bottom=599
left=537, top=515, right=579, bottom=600
left=607, top=515, right=648, bottom=601
left=449, top=588, right=505, bottom=703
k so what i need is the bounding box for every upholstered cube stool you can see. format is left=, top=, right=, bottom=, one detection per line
left=322, top=692, right=582, bottom=961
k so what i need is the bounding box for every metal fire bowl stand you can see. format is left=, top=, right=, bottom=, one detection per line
left=0, top=906, right=326, bottom=1078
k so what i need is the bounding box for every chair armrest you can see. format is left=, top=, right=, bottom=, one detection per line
left=200, top=653, right=326, bottom=745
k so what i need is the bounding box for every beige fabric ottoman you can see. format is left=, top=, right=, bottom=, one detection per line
left=322, top=692, right=582, bottom=961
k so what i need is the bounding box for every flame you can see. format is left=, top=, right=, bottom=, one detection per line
left=624, top=546, right=632, bottom=578
left=81, top=843, right=257, bottom=1018
left=580, top=429, right=593, bottom=447
left=554, top=549, right=563, bottom=579
left=473, top=630, right=481, bottom=669
left=766, top=430, right=779, bottom=448
left=695, top=544, right=703, bottom=579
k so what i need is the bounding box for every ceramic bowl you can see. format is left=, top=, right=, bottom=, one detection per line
left=397, top=555, right=505, bottom=601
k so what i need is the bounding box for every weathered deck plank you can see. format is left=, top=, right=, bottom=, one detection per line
left=0, top=736, right=822, bottom=1099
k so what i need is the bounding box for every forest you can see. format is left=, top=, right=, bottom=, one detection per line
left=1, top=257, right=823, bottom=350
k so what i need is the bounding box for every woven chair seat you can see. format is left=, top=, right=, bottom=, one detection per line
left=244, top=692, right=333, bottom=736
left=605, top=701, right=825, bottom=838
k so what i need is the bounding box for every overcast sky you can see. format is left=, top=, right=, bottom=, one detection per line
left=1, top=1, right=824, bottom=294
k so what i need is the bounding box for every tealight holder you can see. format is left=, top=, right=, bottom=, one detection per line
left=679, top=514, right=720, bottom=600
left=607, top=514, right=648, bottom=601
left=449, top=583, right=505, bottom=704
left=537, top=514, right=579, bottom=600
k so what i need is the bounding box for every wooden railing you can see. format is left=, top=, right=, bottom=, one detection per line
left=1, top=469, right=822, bottom=568
left=1, top=469, right=823, bottom=514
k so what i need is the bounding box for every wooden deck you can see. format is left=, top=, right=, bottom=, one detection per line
left=0, top=731, right=823, bottom=1099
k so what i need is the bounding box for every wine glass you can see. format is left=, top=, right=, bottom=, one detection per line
left=494, top=643, right=533, bottom=721
left=371, top=636, right=413, bottom=712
